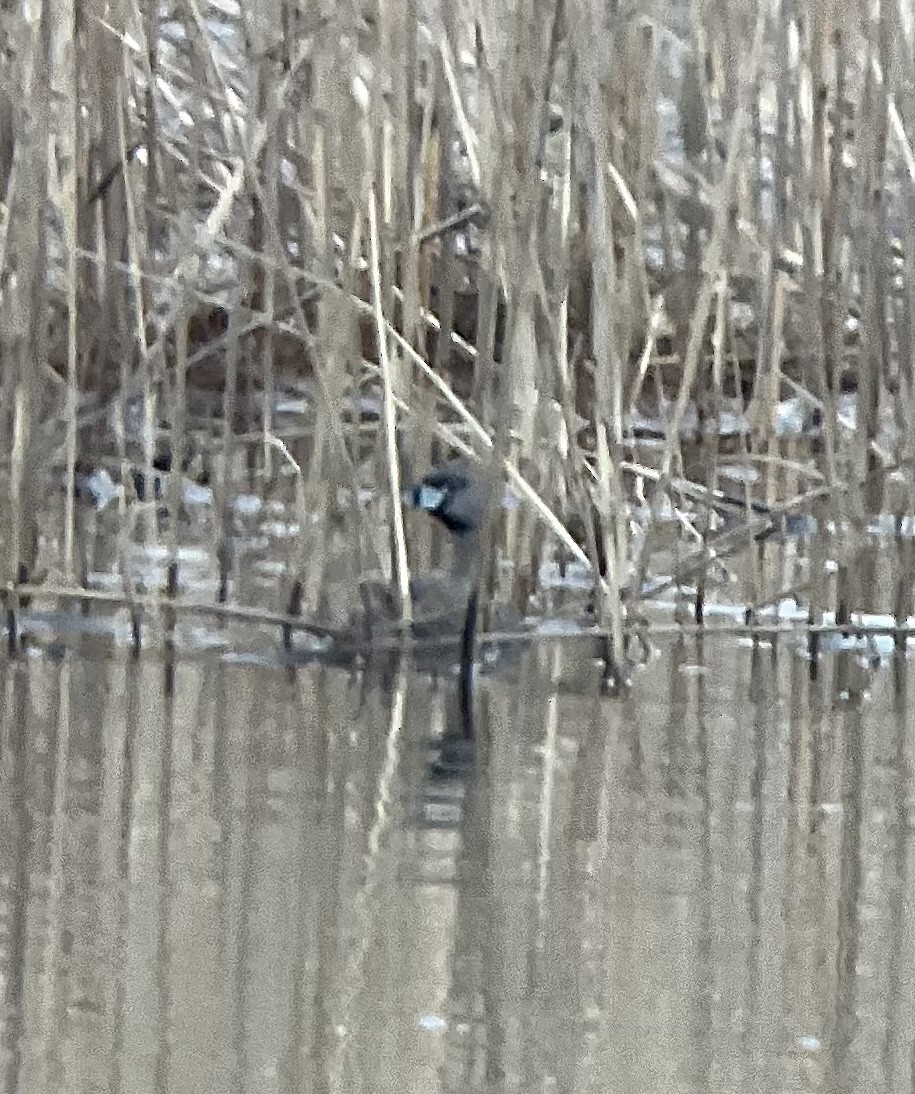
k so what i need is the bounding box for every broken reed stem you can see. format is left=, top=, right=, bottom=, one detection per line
left=264, top=432, right=310, bottom=580
left=217, top=299, right=241, bottom=604
left=61, top=0, right=79, bottom=584
left=9, top=383, right=28, bottom=588
left=595, top=422, right=624, bottom=653
left=166, top=298, right=188, bottom=596
left=368, top=184, right=412, bottom=624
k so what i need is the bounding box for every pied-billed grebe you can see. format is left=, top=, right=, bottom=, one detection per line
left=358, top=457, right=510, bottom=641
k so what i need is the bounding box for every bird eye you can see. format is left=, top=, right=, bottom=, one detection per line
left=416, top=485, right=447, bottom=511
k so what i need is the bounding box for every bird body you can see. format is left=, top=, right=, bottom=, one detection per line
left=354, top=457, right=519, bottom=647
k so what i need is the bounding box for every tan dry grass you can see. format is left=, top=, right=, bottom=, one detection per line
left=0, top=0, right=914, bottom=643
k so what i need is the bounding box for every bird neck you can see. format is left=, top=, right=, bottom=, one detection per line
left=450, top=528, right=482, bottom=586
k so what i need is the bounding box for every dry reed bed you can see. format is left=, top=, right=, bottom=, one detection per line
left=1, top=0, right=914, bottom=649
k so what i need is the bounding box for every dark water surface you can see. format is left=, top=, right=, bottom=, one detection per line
left=0, top=637, right=913, bottom=1094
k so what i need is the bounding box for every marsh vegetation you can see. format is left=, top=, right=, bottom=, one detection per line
left=0, top=0, right=913, bottom=664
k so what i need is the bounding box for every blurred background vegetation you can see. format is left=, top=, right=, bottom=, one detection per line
left=0, top=0, right=913, bottom=645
